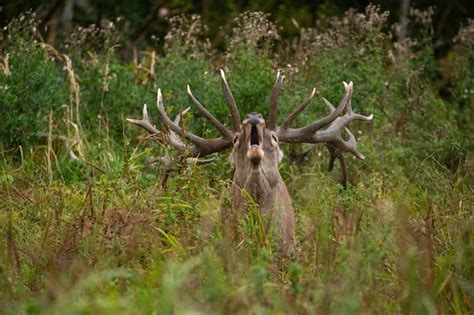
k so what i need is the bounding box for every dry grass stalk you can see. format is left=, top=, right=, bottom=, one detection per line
left=101, top=45, right=118, bottom=94
left=6, top=215, right=22, bottom=283
left=46, top=111, right=53, bottom=183
left=2, top=53, right=11, bottom=76
left=70, top=121, right=84, bottom=158
left=101, top=56, right=110, bottom=93
left=149, top=50, right=156, bottom=80
left=63, top=54, right=81, bottom=128
left=38, top=42, right=85, bottom=157
left=38, top=42, right=61, bottom=59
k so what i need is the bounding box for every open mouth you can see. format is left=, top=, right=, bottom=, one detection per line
left=250, top=125, right=260, bottom=147
left=247, top=125, right=264, bottom=165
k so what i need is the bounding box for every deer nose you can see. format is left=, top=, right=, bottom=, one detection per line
left=247, top=117, right=261, bottom=126
left=244, top=113, right=264, bottom=126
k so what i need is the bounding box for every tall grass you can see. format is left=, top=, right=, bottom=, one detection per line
left=0, top=6, right=473, bottom=314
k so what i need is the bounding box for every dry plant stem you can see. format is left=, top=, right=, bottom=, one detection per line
left=63, top=54, right=81, bottom=129
left=45, top=111, right=54, bottom=184
left=149, top=155, right=217, bottom=187
left=38, top=42, right=84, bottom=156
left=99, top=51, right=110, bottom=122
left=149, top=51, right=156, bottom=80
left=69, top=121, right=84, bottom=158
left=2, top=53, right=11, bottom=76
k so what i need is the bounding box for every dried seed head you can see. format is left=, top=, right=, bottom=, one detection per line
left=229, top=11, right=280, bottom=52
left=163, top=14, right=212, bottom=58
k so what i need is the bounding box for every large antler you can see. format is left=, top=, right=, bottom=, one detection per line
left=273, top=73, right=373, bottom=186
left=127, top=105, right=216, bottom=186
left=127, top=69, right=240, bottom=158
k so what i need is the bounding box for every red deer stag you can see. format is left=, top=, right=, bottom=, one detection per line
left=127, top=70, right=373, bottom=256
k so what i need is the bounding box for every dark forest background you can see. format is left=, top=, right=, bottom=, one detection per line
left=2, top=0, right=473, bottom=55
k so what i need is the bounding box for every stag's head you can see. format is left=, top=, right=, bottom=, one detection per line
left=229, top=112, right=282, bottom=169
left=127, top=69, right=373, bottom=188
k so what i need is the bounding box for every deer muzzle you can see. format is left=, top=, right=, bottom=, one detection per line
left=245, top=118, right=265, bottom=166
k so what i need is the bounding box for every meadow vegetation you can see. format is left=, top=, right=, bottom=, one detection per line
left=0, top=6, right=473, bottom=314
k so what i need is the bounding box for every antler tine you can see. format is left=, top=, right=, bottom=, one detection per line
left=314, top=93, right=372, bottom=160
left=277, top=81, right=373, bottom=147
left=144, top=105, right=218, bottom=187
left=174, top=107, right=191, bottom=126
left=276, top=81, right=372, bottom=187
left=268, top=70, right=284, bottom=130
left=173, top=107, right=191, bottom=125
left=276, top=82, right=351, bottom=143
left=127, top=104, right=193, bottom=154
left=279, top=88, right=317, bottom=130
left=156, top=88, right=233, bottom=157
left=344, top=128, right=365, bottom=159
left=187, top=85, right=233, bottom=139
left=220, top=69, right=241, bottom=132
left=322, top=96, right=335, bottom=112
left=126, top=104, right=160, bottom=135
left=156, top=89, right=209, bottom=148
left=325, top=91, right=373, bottom=127
left=168, top=107, right=191, bottom=153
left=298, top=81, right=352, bottom=134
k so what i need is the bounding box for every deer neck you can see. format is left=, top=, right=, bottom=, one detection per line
left=233, top=164, right=283, bottom=207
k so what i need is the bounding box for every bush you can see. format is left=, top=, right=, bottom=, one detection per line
left=0, top=13, right=68, bottom=148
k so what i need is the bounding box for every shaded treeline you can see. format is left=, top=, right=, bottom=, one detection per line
left=1, top=0, right=473, bottom=55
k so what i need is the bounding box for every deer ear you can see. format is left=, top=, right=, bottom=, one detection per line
left=271, top=134, right=279, bottom=146
left=232, top=133, right=240, bottom=144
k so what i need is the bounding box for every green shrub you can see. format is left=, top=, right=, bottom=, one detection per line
left=0, top=39, right=68, bottom=149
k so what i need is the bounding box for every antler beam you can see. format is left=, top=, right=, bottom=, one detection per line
left=317, top=90, right=373, bottom=159
left=271, top=71, right=373, bottom=186
left=275, top=78, right=372, bottom=159
left=127, top=70, right=238, bottom=158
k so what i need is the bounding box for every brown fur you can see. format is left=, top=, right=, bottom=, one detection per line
left=226, top=113, right=295, bottom=256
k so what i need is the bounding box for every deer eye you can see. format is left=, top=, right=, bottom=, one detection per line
left=233, top=134, right=239, bottom=144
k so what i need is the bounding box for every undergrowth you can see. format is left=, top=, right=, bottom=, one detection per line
left=0, top=6, right=473, bottom=314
